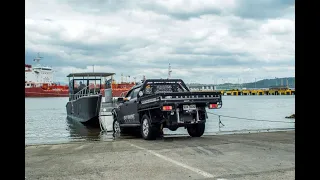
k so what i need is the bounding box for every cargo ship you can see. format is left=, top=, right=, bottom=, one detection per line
left=25, top=54, right=135, bottom=98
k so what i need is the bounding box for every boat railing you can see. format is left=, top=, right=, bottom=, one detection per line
left=71, top=85, right=100, bottom=101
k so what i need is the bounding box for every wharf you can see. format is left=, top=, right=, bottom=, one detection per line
left=192, top=89, right=295, bottom=96
left=191, top=85, right=295, bottom=96
left=25, top=130, right=295, bottom=180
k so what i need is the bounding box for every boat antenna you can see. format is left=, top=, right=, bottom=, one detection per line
left=133, top=77, right=136, bottom=84
left=33, top=53, right=43, bottom=65
left=142, top=75, right=146, bottom=83
left=121, top=73, right=123, bottom=83
left=93, top=65, right=95, bottom=72
left=168, top=63, right=172, bottom=79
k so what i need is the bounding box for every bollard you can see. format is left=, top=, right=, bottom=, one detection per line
left=105, top=88, right=113, bottom=103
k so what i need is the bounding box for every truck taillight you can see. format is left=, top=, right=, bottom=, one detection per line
left=209, top=104, right=218, bottom=109
left=162, top=106, right=172, bottom=111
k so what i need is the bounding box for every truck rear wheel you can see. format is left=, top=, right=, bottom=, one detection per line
left=141, top=114, right=158, bottom=140
left=187, top=123, right=205, bottom=137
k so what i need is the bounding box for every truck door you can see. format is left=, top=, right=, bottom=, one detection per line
left=121, top=88, right=139, bottom=124
left=125, top=88, right=140, bottom=124
left=118, top=90, right=133, bottom=124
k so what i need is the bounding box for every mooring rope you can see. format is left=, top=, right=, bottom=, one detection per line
left=207, top=112, right=295, bottom=124
left=99, top=117, right=106, bottom=131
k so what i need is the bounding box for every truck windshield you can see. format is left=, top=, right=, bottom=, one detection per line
left=131, top=88, right=140, bottom=99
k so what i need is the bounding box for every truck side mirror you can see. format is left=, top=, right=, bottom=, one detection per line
left=117, top=97, right=124, bottom=103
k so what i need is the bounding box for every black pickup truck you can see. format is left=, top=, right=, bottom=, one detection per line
left=112, top=79, right=222, bottom=140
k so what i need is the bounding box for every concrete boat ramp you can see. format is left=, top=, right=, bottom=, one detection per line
left=25, top=130, right=295, bottom=180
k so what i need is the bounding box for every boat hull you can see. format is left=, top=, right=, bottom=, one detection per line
left=66, top=94, right=102, bottom=127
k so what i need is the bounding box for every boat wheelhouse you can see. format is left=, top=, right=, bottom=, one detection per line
left=65, top=72, right=115, bottom=126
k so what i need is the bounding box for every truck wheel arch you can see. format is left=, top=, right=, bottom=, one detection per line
left=111, top=109, right=117, bottom=119
left=139, top=110, right=150, bottom=123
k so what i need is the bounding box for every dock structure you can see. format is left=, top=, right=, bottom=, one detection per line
left=192, top=89, right=295, bottom=96
left=98, top=88, right=118, bottom=131
left=188, top=84, right=215, bottom=91
left=188, top=84, right=295, bottom=96
left=25, top=130, right=295, bottom=180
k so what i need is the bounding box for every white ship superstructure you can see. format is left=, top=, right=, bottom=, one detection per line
left=25, top=53, right=54, bottom=88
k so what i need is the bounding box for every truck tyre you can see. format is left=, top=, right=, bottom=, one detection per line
left=113, top=117, right=127, bottom=135
left=113, top=118, right=121, bottom=134
left=187, top=123, right=205, bottom=137
left=141, top=114, right=158, bottom=140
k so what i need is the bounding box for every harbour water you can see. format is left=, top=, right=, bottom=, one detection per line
left=25, top=96, right=295, bottom=145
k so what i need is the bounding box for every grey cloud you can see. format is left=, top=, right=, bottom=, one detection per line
left=26, top=36, right=293, bottom=72
left=65, top=0, right=223, bottom=20
left=173, top=46, right=249, bottom=57
left=65, top=0, right=133, bottom=14
left=165, top=54, right=294, bottom=68
left=66, top=0, right=294, bottom=20
left=139, top=3, right=222, bottom=20
left=234, top=0, right=295, bottom=19
left=25, top=0, right=295, bottom=84
left=223, top=17, right=260, bottom=36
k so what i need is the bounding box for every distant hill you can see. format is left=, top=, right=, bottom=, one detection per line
left=243, top=77, right=295, bottom=88
left=216, top=77, right=295, bottom=89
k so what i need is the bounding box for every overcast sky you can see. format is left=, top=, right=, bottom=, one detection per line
left=25, top=0, right=295, bottom=84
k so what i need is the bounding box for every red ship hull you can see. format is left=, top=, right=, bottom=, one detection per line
left=25, top=87, right=69, bottom=97
left=25, top=87, right=131, bottom=98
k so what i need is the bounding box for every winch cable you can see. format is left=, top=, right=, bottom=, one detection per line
left=207, top=112, right=295, bottom=124
left=99, top=117, right=105, bottom=131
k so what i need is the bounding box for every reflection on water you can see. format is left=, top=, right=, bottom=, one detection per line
left=66, top=117, right=100, bottom=140
left=66, top=117, right=115, bottom=142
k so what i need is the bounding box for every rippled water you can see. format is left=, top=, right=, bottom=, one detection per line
left=25, top=96, right=295, bottom=145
